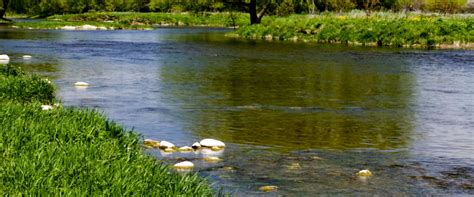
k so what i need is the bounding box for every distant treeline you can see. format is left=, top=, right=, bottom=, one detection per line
left=3, top=0, right=470, bottom=17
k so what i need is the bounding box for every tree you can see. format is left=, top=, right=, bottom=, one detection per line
left=224, top=0, right=272, bottom=24
left=0, top=0, right=10, bottom=20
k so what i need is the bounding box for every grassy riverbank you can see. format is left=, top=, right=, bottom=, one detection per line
left=0, top=65, right=214, bottom=195
left=12, top=12, right=249, bottom=30
left=7, top=11, right=474, bottom=49
left=233, top=12, right=474, bottom=49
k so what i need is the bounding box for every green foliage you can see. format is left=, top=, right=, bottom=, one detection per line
left=14, top=12, right=250, bottom=29
left=235, top=13, right=474, bottom=48
left=4, top=0, right=470, bottom=18
left=0, top=65, right=55, bottom=103
left=424, top=0, right=467, bottom=13
left=276, top=0, right=295, bottom=16
left=0, top=65, right=214, bottom=195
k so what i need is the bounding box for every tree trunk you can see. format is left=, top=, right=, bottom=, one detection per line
left=249, top=0, right=259, bottom=24
left=0, top=0, right=9, bottom=19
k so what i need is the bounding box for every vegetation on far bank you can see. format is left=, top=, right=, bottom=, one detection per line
left=11, top=12, right=249, bottom=30
left=8, top=11, right=473, bottom=49
left=233, top=11, right=474, bottom=49
left=0, top=64, right=214, bottom=195
left=2, top=0, right=472, bottom=18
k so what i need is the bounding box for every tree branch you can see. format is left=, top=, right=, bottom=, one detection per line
left=257, top=2, right=271, bottom=21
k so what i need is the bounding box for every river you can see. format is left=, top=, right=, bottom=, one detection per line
left=1, top=28, right=473, bottom=195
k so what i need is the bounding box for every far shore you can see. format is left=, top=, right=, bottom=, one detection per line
left=3, top=11, right=473, bottom=49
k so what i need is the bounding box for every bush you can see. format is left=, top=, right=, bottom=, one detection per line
left=276, top=1, right=295, bottom=16
left=424, top=0, right=467, bottom=13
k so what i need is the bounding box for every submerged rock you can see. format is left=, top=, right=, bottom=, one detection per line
left=204, top=157, right=222, bottom=162
left=163, top=148, right=176, bottom=153
left=191, top=142, right=201, bottom=149
left=178, top=146, right=193, bottom=152
left=143, top=139, right=160, bottom=148
left=200, top=148, right=224, bottom=157
left=200, top=139, right=225, bottom=148
left=174, top=161, right=194, bottom=169
left=258, top=185, right=278, bottom=192
left=356, top=169, right=373, bottom=177
left=74, top=82, right=89, bottom=87
left=211, top=146, right=223, bottom=151
left=0, top=54, right=10, bottom=60
left=159, top=140, right=176, bottom=149
left=41, top=105, right=53, bottom=111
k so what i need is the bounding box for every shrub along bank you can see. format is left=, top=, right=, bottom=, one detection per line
left=232, top=12, right=474, bottom=49
left=0, top=65, right=214, bottom=195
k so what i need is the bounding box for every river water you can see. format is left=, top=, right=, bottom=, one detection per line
left=1, top=28, right=473, bottom=195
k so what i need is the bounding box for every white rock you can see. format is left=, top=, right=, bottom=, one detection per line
left=174, top=161, right=194, bottom=169
left=200, top=138, right=225, bottom=148
left=41, top=105, right=53, bottom=111
left=74, top=82, right=89, bottom=86
left=178, top=146, right=193, bottom=152
left=0, top=54, right=10, bottom=60
left=61, top=26, right=76, bottom=30
left=23, top=55, right=32, bottom=59
left=80, top=25, right=98, bottom=30
left=98, top=26, right=108, bottom=30
left=192, top=142, right=201, bottom=149
left=0, top=60, right=9, bottom=65
left=159, top=140, right=175, bottom=149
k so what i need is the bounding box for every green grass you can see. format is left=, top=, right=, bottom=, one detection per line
left=12, top=12, right=249, bottom=30
left=0, top=64, right=214, bottom=195
left=233, top=11, right=474, bottom=49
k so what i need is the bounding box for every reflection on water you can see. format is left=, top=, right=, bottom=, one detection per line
left=161, top=56, right=414, bottom=150
left=1, top=28, right=473, bottom=195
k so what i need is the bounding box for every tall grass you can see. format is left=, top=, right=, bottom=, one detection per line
left=233, top=12, right=474, bottom=49
left=0, top=64, right=214, bottom=195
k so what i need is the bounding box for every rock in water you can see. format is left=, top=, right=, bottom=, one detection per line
left=0, top=54, right=10, bottom=60
left=200, top=139, right=225, bottom=148
left=163, top=148, right=175, bottom=153
left=159, top=140, right=175, bottom=149
left=144, top=139, right=160, bottom=148
left=174, top=161, right=194, bottom=169
left=178, top=146, right=193, bottom=152
left=191, top=142, right=201, bottom=149
left=74, top=82, right=89, bottom=86
left=356, top=169, right=373, bottom=177
left=0, top=60, right=9, bottom=65
left=204, top=157, right=222, bottom=162
left=258, top=186, right=278, bottom=192
left=200, top=148, right=224, bottom=157
left=23, top=55, right=32, bottom=59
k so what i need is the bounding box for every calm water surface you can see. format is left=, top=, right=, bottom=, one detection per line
left=1, top=28, right=473, bottom=195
